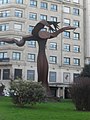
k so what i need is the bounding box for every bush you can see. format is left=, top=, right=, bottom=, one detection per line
left=0, top=83, right=5, bottom=96
left=70, top=77, right=90, bottom=111
left=80, top=64, right=90, bottom=77
left=10, top=80, right=46, bottom=106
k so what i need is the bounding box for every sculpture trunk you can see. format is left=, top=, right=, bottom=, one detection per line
left=37, top=40, right=51, bottom=96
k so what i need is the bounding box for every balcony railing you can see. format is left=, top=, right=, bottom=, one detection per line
left=0, top=58, right=10, bottom=62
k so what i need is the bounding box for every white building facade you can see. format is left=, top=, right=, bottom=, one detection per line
left=84, top=0, right=90, bottom=64
left=0, top=0, right=84, bottom=98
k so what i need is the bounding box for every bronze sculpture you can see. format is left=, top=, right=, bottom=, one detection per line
left=0, top=20, right=76, bottom=96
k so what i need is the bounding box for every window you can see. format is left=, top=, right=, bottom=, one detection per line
left=64, top=57, right=70, bottom=65
left=49, top=72, right=56, bottom=82
left=14, top=23, right=22, bottom=31
left=50, top=16, right=57, bottom=22
left=63, top=72, right=70, bottom=83
left=27, top=41, right=36, bottom=47
left=64, top=44, right=70, bottom=52
left=40, top=2, right=47, bottom=9
left=73, top=58, right=80, bottom=65
left=29, top=12, right=37, bottom=20
left=29, top=25, right=34, bottom=33
left=40, top=28, right=47, bottom=32
left=0, top=42, right=5, bottom=46
left=73, top=8, right=79, bottom=15
left=3, top=69, right=10, bottom=80
left=0, top=52, right=9, bottom=62
left=49, top=56, right=57, bottom=64
left=0, top=52, right=7, bottom=58
left=14, top=69, right=22, bottom=79
left=64, top=18, right=70, bottom=25
left=64, top=31, right=70, bottom=38
left=12, top=52, right=21, bottom=60
left=15, top=10, right=23, bottom=17
left=49, top=42, right=57, bottom=50
left=27, top=70, right=35, bottom=80
left=73, top=73, right=80, bottom=82
left=73, top=0, right=79, bottom=3
left=0, top=0, right=10, bottom=4
left=73, top=45, right=80, bottom=52
left=0, top=69, right=1, bottom=80
left=73, top=20, right=79, bottom=27
left=40, top=14, right=47, bottom=20
left=65, top=0, right=70, bottom=1
left=16, top=0, right=23, bottom=4
left=28, top=53, right=35, bottom=62
left=30, top=0, right=37, bottom=7
left=74, top=32, right=80, bottom=40
left=0, top=10, right=10, bottom=17
left=0, top=24, right=9, bottom=31
left=63, top=6, right=70, bottom=13
left=51, top=4, right=57, bottom=11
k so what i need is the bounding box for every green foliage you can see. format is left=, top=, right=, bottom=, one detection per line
left=70, top=77, right=90, bottom=111
left=80, top=64, right=90, bottom=77
left=70, top=64, right=90, bottom=111
left=0, top=83, right=5, bottom=96
left=10, top=80, right=46, bottom=106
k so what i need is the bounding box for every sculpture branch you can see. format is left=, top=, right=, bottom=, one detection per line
left=49, top=26, right=76, bottom=39
left=0, top=35, right=36, bottom=47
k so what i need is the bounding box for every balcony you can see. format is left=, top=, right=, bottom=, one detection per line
left=0, top=58, right=26, bottom=67
left=0, top=58, right=11, bottom=66
left=0, top=58, right=10, bottom=62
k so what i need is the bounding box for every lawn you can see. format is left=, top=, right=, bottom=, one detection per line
left=0, top=97, right=90, bottom=120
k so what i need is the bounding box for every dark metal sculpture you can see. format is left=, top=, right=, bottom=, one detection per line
left=0, top=20, right=76, bottom=96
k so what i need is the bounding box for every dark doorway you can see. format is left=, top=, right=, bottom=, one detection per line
left=14, top=69, right=22, bottom=79
left=65, top=87, right=70, bottom=99
left=50, top=87, right=57, bottom=97
left=3, top=69, right=10, bottom=80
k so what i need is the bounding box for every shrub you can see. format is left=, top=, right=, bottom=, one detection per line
left=10, top=80, right=46, bottom=106
left=80, top=64, right=90, bottom=77
left=70, top=77, right=90, bottom=111
left=0, top=83, right=5, bottom=96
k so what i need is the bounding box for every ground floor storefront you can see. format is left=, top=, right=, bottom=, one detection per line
left=49, top=84, right=70, bottom=99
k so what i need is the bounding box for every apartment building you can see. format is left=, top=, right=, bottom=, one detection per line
left=84, top=0, right=90, bottom=65
left=0, top=0, right=84, bottom=98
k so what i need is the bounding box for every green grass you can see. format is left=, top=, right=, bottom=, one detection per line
left=0, top=97, right=90, bottom=120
